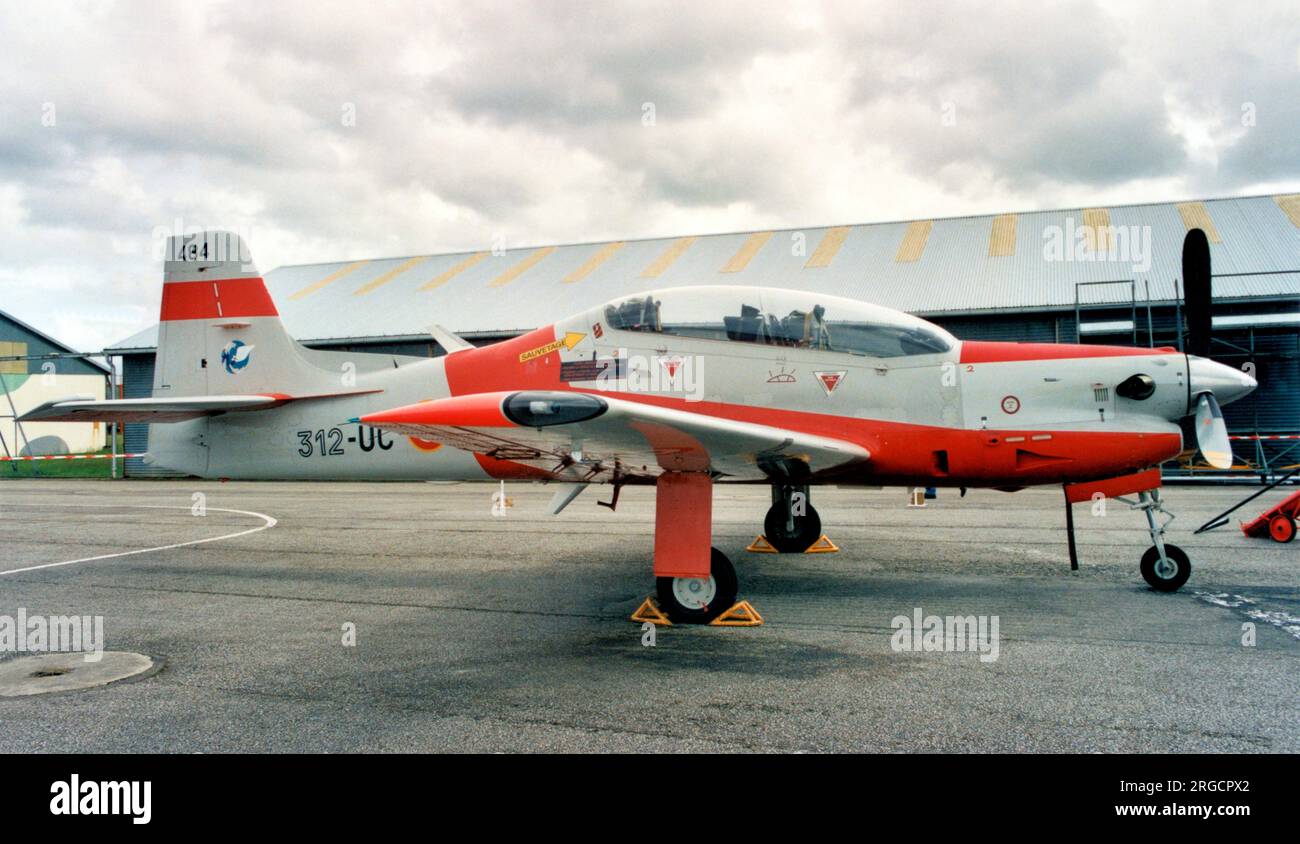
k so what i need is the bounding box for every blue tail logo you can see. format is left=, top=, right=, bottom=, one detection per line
left=220, top=340, right=254, bottom=374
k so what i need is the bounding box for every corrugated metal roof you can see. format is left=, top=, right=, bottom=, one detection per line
left=107, top=194, right=1300, bottom=352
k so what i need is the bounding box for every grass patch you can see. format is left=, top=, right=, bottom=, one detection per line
left=0, top=439, right=126, bottom=479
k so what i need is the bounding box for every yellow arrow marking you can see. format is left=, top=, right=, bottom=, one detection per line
left=518, top=332, right=585, bottom=362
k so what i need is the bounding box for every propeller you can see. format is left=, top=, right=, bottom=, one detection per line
left=1180, top=228, right=1253, bottom=469
left=1193, top=391, right=1232, bottom=469
left=1182, top=228, right=1212, bottom=357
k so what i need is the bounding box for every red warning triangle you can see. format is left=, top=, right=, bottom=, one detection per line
left=815, top=370, right=847, bottom=395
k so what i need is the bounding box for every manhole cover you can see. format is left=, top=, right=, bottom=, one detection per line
left=0, top=652, right=155, bottom=697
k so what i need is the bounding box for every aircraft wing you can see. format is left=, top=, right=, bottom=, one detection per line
left=360, top=390, right=870, bottom=481
left=21, top=390, right=381, bottom=424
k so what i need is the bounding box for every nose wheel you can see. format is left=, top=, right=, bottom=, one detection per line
left=656, top=547, right=738, bottom=624
left=1140, top=543, right=1191, bottom=591
left=1126, top=489, right=1193, bottom=592
left=764, top=484, right=821, bottom=553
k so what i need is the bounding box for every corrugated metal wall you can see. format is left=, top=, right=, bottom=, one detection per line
left=932, top=314, right=1061, bottom=343
left=122, top=353, right=182, bottom=477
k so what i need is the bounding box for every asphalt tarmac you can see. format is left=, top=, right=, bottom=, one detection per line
left=1, top=479, right=1295, bottom=752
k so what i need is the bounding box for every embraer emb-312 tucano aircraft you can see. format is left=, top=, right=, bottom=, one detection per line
left=27, top=231, right=1256, bottom=622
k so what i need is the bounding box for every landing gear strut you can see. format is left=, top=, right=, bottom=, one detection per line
left=1124, top=489, right=1192, bottom=592
left=656, top=547, right=738, bottom=623
left=764, top=483, right=821, bottom=553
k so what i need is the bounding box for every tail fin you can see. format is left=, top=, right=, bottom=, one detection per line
left=154, top=231, right=316, bottom=396
left=23, top=232, right=391, bottom=427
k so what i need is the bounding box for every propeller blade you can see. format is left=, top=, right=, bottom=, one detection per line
left=1194, top=391, right=1232, bottom=469
left=1182, top=228, right=1212, bottom=357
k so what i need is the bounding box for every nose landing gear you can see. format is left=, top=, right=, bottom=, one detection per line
left=1064, top=473, right=1195, bottom=592
left=1122, top=489, right=1192, bottom=592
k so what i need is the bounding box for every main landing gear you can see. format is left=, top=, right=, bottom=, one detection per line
left=650, top=472, right=744, bottom=624
left=764, top=483, right=822, bottom=553
left=656, top=547, right=738, bottom=624
left=1122, top=489, right=1192, bottom=592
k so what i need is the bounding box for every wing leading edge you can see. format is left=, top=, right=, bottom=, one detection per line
left=359, top=390, right=870, bottom=482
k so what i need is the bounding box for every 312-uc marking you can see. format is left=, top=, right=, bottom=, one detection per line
left=297, top=425, right=392, bottom=457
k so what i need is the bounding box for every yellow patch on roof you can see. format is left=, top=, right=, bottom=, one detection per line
left=563, top=242, right=626, bottom=284
left=0, top=341, right=27, bottom=374
left=418, top=252, right=488, bottom=292
left=288, top=260, right=369, bottom=300
left=1175, top=202, right=1222, bottom=243
left=721, top=231, right=773, bottom=273
left=640, top=236, right=697, bottom=278
left=988, top=214, right=1017, bottom=257
left=804, top=227, right=851, bottom=269
left=1081, top=208, right=1111, bottom=252
left=1274, top=194, right=1300, bottom=229
left=352, top=256, right=430, bottom=296
left=488, top=246, right=557, bottom=288
left=894, top=220, right=933, bottom=262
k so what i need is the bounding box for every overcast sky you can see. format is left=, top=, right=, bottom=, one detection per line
left=2, top=0, right=1298, bottom=352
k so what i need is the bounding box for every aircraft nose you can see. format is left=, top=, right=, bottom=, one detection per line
left=1187, top=355, right=1257, bottom=408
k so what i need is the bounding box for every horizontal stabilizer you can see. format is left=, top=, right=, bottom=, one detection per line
left=21, top=389, right=382, bottom=424
left=429, top=324, right=475, bottom=354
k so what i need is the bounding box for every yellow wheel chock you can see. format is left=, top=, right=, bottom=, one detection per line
left=746, top=534, right=839, bottom=553
left=629, top=596, right=765, bottom=627
left=709, top=600, right=764, bottom=626
left=630, top=596, right=672, bottom=626
left=804, top=535, right=839, bottom=553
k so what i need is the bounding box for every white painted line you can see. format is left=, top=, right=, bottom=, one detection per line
left=0, top=504, right=277, bottom=576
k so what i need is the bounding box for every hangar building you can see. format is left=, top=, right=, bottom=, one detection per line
left=1, top=311, right=111, bottom=457
left=108, top=194, right=1300, bottom=478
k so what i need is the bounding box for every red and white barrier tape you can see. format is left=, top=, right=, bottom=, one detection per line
left=1229, top=435, right=1300, bottom=441
left=0, top=453, right=146, bottom=462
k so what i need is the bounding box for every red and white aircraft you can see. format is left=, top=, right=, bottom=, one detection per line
left=27, top=231, right=1255, bottom=621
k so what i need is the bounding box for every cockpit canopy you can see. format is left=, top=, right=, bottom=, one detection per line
left=600, top=286, right=955, bottom=358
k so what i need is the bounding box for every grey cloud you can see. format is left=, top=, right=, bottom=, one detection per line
left=827, top=1, right=1186, bottom=189
left=430, top=1, right=813, bottom=128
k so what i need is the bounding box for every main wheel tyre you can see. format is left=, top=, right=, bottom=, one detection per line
left=1140, top=544, right=1191, bottom=592
left=764, top=502, right=822, bottom=553
left=656, top=547, right=738, bottom=624
left=1269, top=514, right=1296, bottom=543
